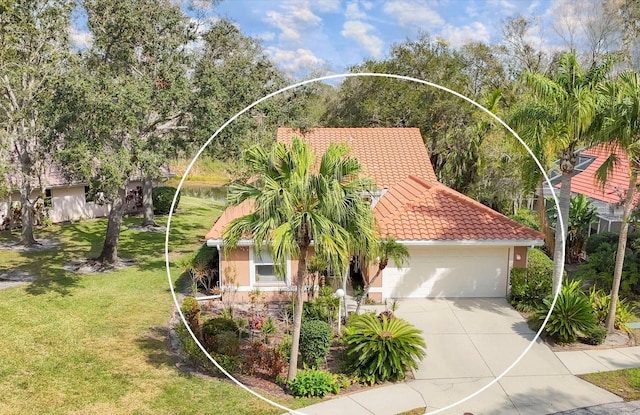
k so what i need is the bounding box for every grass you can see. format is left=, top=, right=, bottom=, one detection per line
left=168, top=157, right=234, bottom=186
left=0, top=196, right=315, bottom=414
left=579, top=328, right=640, bottom=401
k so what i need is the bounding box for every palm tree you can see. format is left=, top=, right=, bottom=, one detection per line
left=516, top=52, right=614, bottom=293
left=594, top=72, right=640, bottom=333
left=355, top=238, right=409, bottom=315
left=223, top=136, right=376, bottom=381
left=509, top=98, right=562, bottom=254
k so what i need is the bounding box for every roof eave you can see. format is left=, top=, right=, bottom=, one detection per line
left=394, top=239, right=544, bottom=247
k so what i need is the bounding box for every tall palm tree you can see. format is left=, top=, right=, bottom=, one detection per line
left=516, top=52, right=614, bottom=293
left=509, top=98, right=562, bottom=253
left=355, top=238, right=409, bottom=315
left=223, top=136, right=376, bottom=381
left=594, top=72, right=640, bottom=333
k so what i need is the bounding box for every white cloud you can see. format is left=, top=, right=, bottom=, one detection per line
left=264, top=3, right=322, bottom=43
left=265, top=47, right=326, bottom=74
left=69, top=26, right=92, bottom=49
left=341, top=20, right=384, bottom=58
left=360, top=1, right=374, bottom=10
left=345, top=1, right=366, bottom=20
left=383, top=0, right=444, bottom=27
left=312, top=0, right=341, bottom=13
left=488, top=0, right=518, bottom=12
left=256, top=32, right=276, bottom=41
left=438, top=22, right=491, bottom=47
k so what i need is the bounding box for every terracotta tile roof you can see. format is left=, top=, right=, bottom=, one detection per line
left=205, top=199, right=253, bottom=240
left=207, top=128, right=543, bottom=244
left=277, top=128, right=437, bottom=189
left=375, top=175, right=544, bottom=241
left=559, top=143, right=639, bottom=204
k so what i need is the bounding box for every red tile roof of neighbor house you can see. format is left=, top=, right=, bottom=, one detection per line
left=277, top=127, right=438, bottom=189
left=206, top=199, right=252, bottom=240
left=206, top=128, right=544, bottom=243
left=375, top=175, right=544, bottom=241
left=558, top=142, right=640, bottom=205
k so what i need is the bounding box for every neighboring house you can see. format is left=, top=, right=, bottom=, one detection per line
left=206, top=128, right=544, bottom=302
left=545, top=143, right=639, bottom=235
left=0, top=164, right=174, bottom=225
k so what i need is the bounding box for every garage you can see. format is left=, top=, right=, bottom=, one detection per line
left=382, top=245, right=511, bottom=298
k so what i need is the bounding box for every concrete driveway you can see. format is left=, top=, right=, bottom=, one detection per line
left=390, top=298, right=621, bottom=414
left=292, top=298, right=623, bottom=415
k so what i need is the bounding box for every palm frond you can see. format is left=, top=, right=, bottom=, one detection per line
left=594, top=153, right=618, bottom=189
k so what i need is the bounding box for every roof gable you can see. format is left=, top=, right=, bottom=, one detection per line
left=277, top=127, right=437, bottom=189
left=375, top=175, right=544, bottom=242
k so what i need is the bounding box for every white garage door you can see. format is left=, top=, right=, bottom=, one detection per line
left=382, top=246, right=510, bottom=298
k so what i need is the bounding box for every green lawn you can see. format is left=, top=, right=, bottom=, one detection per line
left=579, top=328, right=640, bottom=401
left=0, top=197, right=313, bottom=414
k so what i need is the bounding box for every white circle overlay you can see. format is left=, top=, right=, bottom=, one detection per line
left=164, top=72, right=566, bottom=415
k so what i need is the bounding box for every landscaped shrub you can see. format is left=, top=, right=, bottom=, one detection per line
left=287, top=368, right=342, bottom=397
left=529, top=281, right=597, bottom=344
left=509, top=248, right=553, bottom=312
left=152, top=186, right=181, bottom=214
left=588, top=288, right=633, bottom=332
left=576, top=238, right=640, bottom=296
left=584, top=232, right=640, bottom=255
left=202, top=317, right=238, bottom=352
left=343, top=313, right=426, bottom=384
left=203, top=317, right=238, bottom=336
left=174, top=322, right=217, bottom=372
left=299, top=320, right=332, bottom=369
left=508, top=208, right=540, bottom=231
left=287, top=294, right=338, bottom=324
left=180, top=297, right=201, bottom=335
left=215, top=330, right=240, bottom=356
left=584, top=325, right=608, bottom=345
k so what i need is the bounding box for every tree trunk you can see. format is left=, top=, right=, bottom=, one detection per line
left=355, top=267, right=382, bottom=315
left=552, top=148, right=576, bottom=294
left=287, top=244, right=308, bottom=382
left=537, top=177, right=550, bottom=247
left=97, top=187, right=126, bottom=264
left=141, top=176, right=157, bottom=227
left=605, top=169, right=637, bottom=333
left=19, top=181, right=38, bottom=246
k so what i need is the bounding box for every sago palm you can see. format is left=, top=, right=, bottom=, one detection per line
left=223, top=136, right=376, bottom=381
left=594, top=71, right=640, bottom=332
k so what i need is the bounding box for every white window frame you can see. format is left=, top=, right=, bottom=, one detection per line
left=249, top=247, right=291, bottom=289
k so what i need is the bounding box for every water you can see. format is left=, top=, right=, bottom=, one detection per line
left=180, top=185, right=228, bottom=203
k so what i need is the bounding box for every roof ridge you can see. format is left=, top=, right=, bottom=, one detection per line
left=375, top=175, right=438, bottom=229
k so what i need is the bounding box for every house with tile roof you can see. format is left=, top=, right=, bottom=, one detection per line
left=545, top=143, right=639, bottom=234
left=206, top=127, right=544, bottom=301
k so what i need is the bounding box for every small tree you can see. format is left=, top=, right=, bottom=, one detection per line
left=355, top=238, right=409, bottom=314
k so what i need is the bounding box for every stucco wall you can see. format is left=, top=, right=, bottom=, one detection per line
left=513, top=246, right=528, bottom=269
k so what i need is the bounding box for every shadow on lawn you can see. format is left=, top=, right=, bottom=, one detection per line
left=136, top=326, right=180, bottom=369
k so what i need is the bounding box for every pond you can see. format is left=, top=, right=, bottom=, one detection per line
left=179, top=185, right=228, bottom=203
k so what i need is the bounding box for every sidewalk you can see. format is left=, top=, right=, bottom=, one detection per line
left=287, top=346, right=640, bottom=415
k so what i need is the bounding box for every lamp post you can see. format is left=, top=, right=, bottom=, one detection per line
left=335, top=288, right=345, bottom=335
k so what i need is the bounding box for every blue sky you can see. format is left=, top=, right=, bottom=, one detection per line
left=207, top=0, right=558, bottom=77
left=69, top=0, right=608, bottom=79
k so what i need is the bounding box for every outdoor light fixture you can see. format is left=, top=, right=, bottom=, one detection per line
left=335, top=288, right=345, bottom=334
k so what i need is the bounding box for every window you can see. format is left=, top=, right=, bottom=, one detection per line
left=252, top=249, right=284, bottom=285
left=84, top=186, right=94, bottom=203
left=44, top=189, right=52, bottom=208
